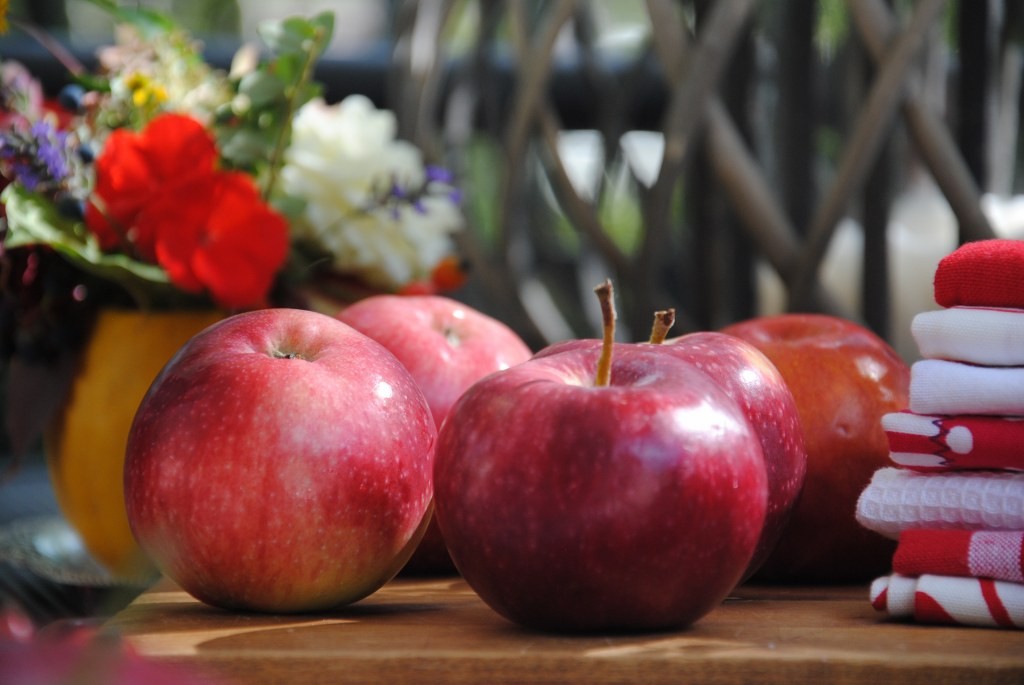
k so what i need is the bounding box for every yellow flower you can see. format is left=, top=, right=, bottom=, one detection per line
left=125, top=73, right=168, bottom=108
left=0, top=0, right=9, bottom=34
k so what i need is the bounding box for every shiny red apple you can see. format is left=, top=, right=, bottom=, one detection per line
left=722, top=313, right=909, bottom=583
left=337, top=294, right=532, bottom=574
left=662, top=331, right=806, bottom=581
left=536, top=314, right=806, bottom=582
left=124, top=308, right=436, bottom=612
left=433, top=285, right=768, bottom=632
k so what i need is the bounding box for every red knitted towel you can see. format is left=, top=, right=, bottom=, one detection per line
left=933, top=239, right=1024, bottom=308
left=893, top=530, right=1024, bottom=582
left=882, top=411, right=1024, bottom=471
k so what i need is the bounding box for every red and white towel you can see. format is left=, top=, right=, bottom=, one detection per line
left=892, top=529, right=1024, bottom=582
left=855, top=467, right=1024, bottom=540
left=908, top=359, right=1024, bottom=416
left=912, top=306, right=1024, bottom=366
left=861, top=239, right=1024, bottom=630
left=871, top=573, right=1024, bottom=628
left=882, top=411, right=1024, bottom=472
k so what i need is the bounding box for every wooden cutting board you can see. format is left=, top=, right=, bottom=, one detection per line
left=106, top=577, right=1024, bottom=684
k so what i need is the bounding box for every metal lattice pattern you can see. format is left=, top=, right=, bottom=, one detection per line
left=390, top=0, right=1003, bottom=352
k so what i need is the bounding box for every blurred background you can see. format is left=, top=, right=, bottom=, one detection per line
left=1, top=0, right=1022, bottom=623
left=4, top=0, right=1022, bottom=353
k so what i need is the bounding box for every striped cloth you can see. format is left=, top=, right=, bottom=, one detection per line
left=882, top=411, right=1024, bottom=472
left=871, top=573, right=1024, bottom=629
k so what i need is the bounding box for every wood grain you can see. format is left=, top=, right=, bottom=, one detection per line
left=106, top=577, right=1024, bottom=685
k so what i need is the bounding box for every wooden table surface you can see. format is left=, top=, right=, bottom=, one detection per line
left=106, top=576, right=1024, bottom=685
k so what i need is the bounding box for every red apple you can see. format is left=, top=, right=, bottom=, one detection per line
left=124, top=308, right=436, bottom=612
left=337, top=294, right=532, bottom=574
left=536, top=317, right=806, bottom=583
left=433, top=286, right=768, bottom=632
left=722, top=313, right=909, bottom=583
left=662, top=331, right=806, bottom=581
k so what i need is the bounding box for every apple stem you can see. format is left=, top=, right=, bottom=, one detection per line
left=593, top=279, right=616, bottom=387
left=648, top=309, right=676, bottom=344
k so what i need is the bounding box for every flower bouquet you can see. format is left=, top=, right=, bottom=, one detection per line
left=0, top=1, right=466, bottom=444
left=0, top=1, right=465, bottom=578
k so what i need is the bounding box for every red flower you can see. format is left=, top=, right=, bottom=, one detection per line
left=86, top=113, right=289, bottom=309
left=154, top=171, right=289, bottom=309
left=86, top=114, right=217, bottom=261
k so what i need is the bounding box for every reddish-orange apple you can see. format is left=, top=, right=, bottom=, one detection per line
left=722, top=313, right=909, bottom=583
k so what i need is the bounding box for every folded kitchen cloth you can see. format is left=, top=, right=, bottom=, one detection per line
left=870, top=573, right=1024, bottom=629
left=933, top=238, right=1024, bottom=309
left=882, top=411, right=1024, bottom=472
left=912, top=306, right=1024, bottom=366
left=855, top=467, right=1024, bottom=539
left=908, top=359, right=1024, bottom=416
left=893, top=530, right=1024, bottom=582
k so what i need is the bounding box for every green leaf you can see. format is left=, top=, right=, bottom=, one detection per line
left=307, top=12, right=335, bottom=60
left=83, top=0, right=177, bottom=38
left=218, top=128, right=275, bottom=168
left=258, top=18, right=309, bottom=55
left=271, top=194, right=307, bottom=222
left=270, top=53, right=303, bottom=84
left=3, top=185, right=92, bottom=251
left=2, top=185, right=175, bottom=300
left=238, top=71, right=286, bottom=108
left=259, top=13, right=334, bottom=59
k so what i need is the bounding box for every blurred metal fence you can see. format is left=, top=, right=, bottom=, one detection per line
left=388, top=0, right=1018, bottom=357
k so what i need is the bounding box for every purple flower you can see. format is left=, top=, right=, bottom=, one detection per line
left=425, top=165, right=453, bottom=184
left=11, top=159, right=42, bottom=190
left=0, top=119, right=75, bottom=193
left=31, top=121, right=71, bottom=184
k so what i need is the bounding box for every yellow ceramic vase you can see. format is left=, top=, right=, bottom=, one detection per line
left=44, top=308, right=224, bottom=581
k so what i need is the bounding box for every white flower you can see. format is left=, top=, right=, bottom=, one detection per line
left=281, top=95, right=463, bottom=290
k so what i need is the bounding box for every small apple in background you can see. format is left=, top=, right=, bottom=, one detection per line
left=722, top=313, right=909, bottom=583
left=433, top=283, right=768, bottom=632
left=661, top=330, right=806, bottom=582
left=337, top=294, right=533, bottom=574
left=124, top=308, right=437, bottom=612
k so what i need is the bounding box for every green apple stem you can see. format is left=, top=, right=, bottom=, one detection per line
left=648, top=309, right=676, bottom=344
left=593, top=279, right=616, bottom=387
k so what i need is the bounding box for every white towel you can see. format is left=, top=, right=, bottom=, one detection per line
left=909, top=359, right=1024, bottom=416
left=855, top=467, right=1024, bottom=539
left=912, top=306, right=1024, bottom=366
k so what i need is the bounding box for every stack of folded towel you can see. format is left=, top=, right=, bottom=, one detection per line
left=856, top=239, right=1024, bottom=629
